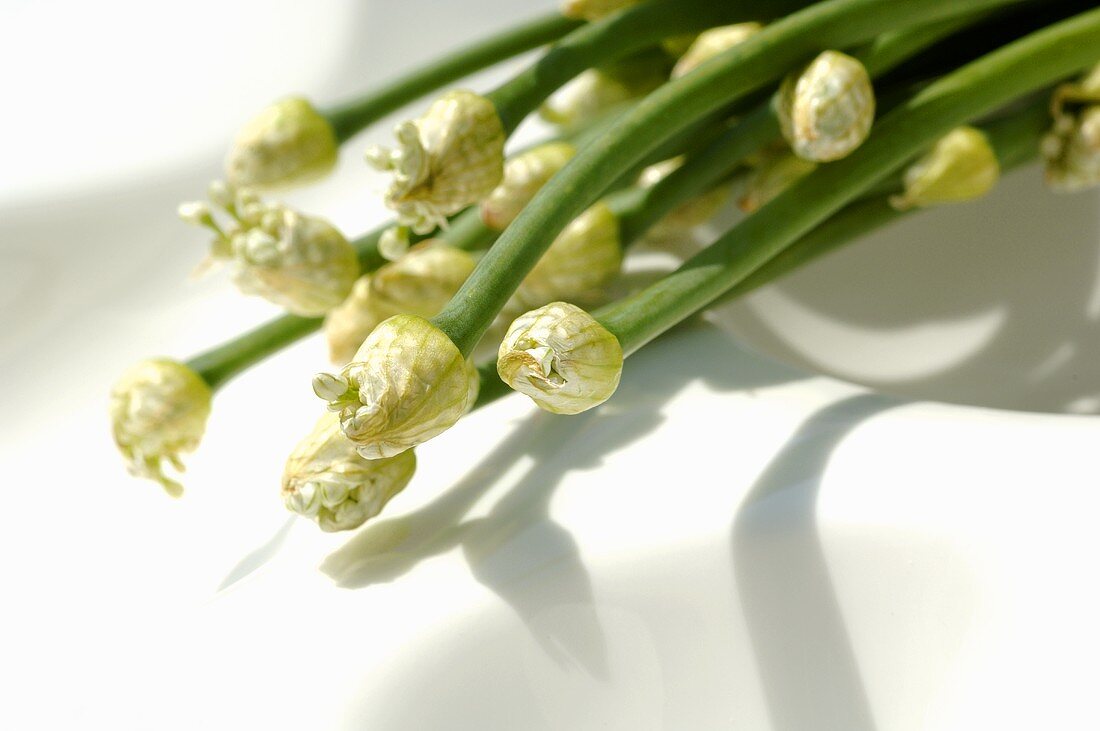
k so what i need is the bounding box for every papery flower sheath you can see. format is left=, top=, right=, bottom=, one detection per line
left=890, top=126, right=1000, bottom=210
left=671, top=23, right=763, bottom=79
left=776, top=50, right=875, bottom=162
left=225, top=97, right=338, bottom=189
left=1043, top=64, right=1100, bottom=192
left=481, top=142, right=576, bottom=230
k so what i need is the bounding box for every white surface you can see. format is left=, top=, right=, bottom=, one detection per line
left=2, top=2, right=1100, bottom=729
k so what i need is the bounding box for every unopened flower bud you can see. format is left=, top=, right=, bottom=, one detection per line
left=481, top=142, right=576, bottom=230
left=671, top=23, right=763, bottom=79
left=109, top=359, right=212, bottom=497
left=738, top=151, right=817, bottom=213
left=638, top=157, right=731, bottom=236
left=225, top=97, right=338, bottom=190
left=367, top=90, right=505, bottom=234
left=498, top=302, right=623, bottom=415
left=314, top=314, right=478, bottom=458
left=889, top=126, right=999, bottom=211
left=323, top=245, right=477, bottom=363
left=509, top=201, right=622, bottom=313
left=1043, top=66, right=1100, bottom=192
left=561, top=0, right=638, bottom=21
left=282, top=413, right=417, bottom=532
left=378, top=226, right=411, bottom=261
left=180, top=183, right=359, bottom=315
left=540, top=52, right=667, bottom=129
left=776, top=50, right=875, bottom=163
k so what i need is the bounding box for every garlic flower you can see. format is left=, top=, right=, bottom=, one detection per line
left=776, top=50, right=875, bottom=162
left=481, top=142, right=576, bottom=230
left=890, top=126, right=1000, bottom=210
left=540, top=53, right=667, bottom=129
left=225, top=97, right=338, bottom=190
left=671, top=23, right=763, bottom=79
left=1043, top=65, right=1100, bottom=192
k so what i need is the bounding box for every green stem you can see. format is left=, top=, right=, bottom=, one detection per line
left=598, top=8, right=1098, bottom=355
left=434, top=0, right=1028, bottom=357
left=324, top=12, right=582, bottom=142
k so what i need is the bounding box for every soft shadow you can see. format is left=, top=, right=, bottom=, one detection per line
left=216, top=516, right=297, bottom=592
left=732, top=393, right=902, bottom=731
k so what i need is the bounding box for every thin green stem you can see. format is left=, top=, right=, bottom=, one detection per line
left=598, top=8, right=1099, bottom=355
left=434, top=0, right=1027, bottom=357
left=324, top=12, right=582, bottom=142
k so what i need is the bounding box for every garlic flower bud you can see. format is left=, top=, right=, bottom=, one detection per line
left=540, top=53, right=667, bottom=129
left=561, top=0, right=638, bottom=21
left=225, top=97, right=338, bottom=190
left=498, top=302, right=623, bottom=415
left=481, top=142, right=576, bottom=230
left=1043, top=65, right=1100, bottom=192
left=638, top=157, right=731, bottom=237
left=738, top=151, right=817, bottom=213
left=776, top=50, right=875, bottom=162
left=366, top=90, right=505, bottom=234
left=179, top=182, right=359, bottom=316
left=324, top=245, right=477, bottom=363
left=671, top=23, right=763, bottom=79
left=282, top=413, right=416, bottom=532
left=890, top=126, right=999, bottom=211
left=509, top=201, right=622, bottom=314
left=314, top=315, right=479, bottom=459
left=109, top=359, right=212, bottom=497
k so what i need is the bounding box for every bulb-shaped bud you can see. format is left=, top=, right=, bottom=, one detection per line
left=314, top=315, right=478, bottom=459
left=561, top=0, right=638, bottom=21
left=540, top=52, right=668, bottom=129
left=498, top=302, right=623, bottom=415
left=366, top=90, right=505, bottom=234
left=282, top=413, right=417, bottom=532
left=638, top=157, right=731, bottom=237
left=509, top=202, right=622, bottom=314
left=776, top=50, right=875, bottom=163
left=225, top=97, right=338, bottom=190
left=1043, top=66, right=1100, bottom=192
left=890, top=126, right=999, bottom=211
left=671, top=23, right=763, bottom=79
left=481, top=142, right=576, bottom=230
left=109, top=359, right=212, bottom=497
left=323, top=244, right=477, bottom=363
left=179, top=182, right=359, bottom=315
left=738, top=151, right=817, bottom=213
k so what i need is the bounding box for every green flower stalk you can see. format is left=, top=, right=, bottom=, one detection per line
left=738, top=150, right=817, bottom=213
left=497, top=302, right=623, bottom=414
left=635, top=158, right=732, bottom=238
left=313, top=314, right=479, bottom=459
left=481, top=142, right=576, bottom=230
left=366, top=91, right=507, bottom=234
left=889, top=126, right=1000, bottom=210
left=282, top=413, right=417, bottom=532
left=110, top=359, right=213, bottom=497
left=324, top=244, right=478, bottom=364
left=1043, top=64, right=1100, bottom=191
left=776, top=50, right=875, bottom=162
left=179, top=182, right=359, bottom=316
left=671, top=23, right=763, bottom=79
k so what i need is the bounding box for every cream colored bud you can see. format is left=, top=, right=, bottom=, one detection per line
left=777, top=50, right=875, bottom=162
left=368, top=91, right=505, bottom=234
left=282, top=413, right=416, bottom=532
left=1043, top=66, right=1100, bottom=192
left=498, top=302, right=622, bottom=415
left=225, top=97, right=338, bottom=190
left=481, top=142, right=576, bottom=230
left=378, top=226, right=411, bottom=261
left=671, top=23, right=762, bottom=79
left=323, top=245, right=477, bottom=363
left=509, top=202, right=622, bottom=314
left=561, top=0, right=638, bottom=21
left=109, top=359, right=212, bottom=497
left=638, top=157, right=731, bottom=236
left=540, top=53, right=666, bottom=129
left=316, top=314, right=478, bottom=458
left=738, top=151, right=817, bottom=213
left=890, top=126, right=999, bottom=211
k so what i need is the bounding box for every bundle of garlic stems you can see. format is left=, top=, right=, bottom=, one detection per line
left=111, top=0, right=1100, bottom=533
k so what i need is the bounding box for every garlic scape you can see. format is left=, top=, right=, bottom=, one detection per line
left=738, top=149, right=817, bottom=213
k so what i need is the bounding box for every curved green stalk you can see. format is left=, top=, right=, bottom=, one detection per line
left=597, top=8, right=1100, bottom=355
left=324, top=12, right=582, bottom=142
left=433, top=0, right=1028, bottom=357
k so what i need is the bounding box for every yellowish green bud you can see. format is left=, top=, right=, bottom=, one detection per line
left=890, top=126, right=999, bottom=211
left=378, top=225, right=411, bottom=262
left=738, top=150, right=817, bottom=213
left=179, top=183, right=359, bottom=316
left=1043, top=66, right=1100, bottom=192
left=508, top=202, right=622, bottom=314
left=366, top=90, right=505, bottom=234
left=671, top=23, right=763, bottom=79
left=109, top=359, right=212, bottom=497
left=282, top=413, right=416, bottom=532
left=323, top=244, right=477, bottom=363
left=314, top=314, right=479, bottom=459
left=561, top=0, right=638, bottom=21
left=540, top=53, right=667, bottom=129
left=498, top=302, right=623, bottom=415
left=481, top=142, right=576, bottom=230
left=776, top=50, right=875, bottom=163
left=638, top=157, right=731, bottom=237
left=224, top=97, right=338, bottom=190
